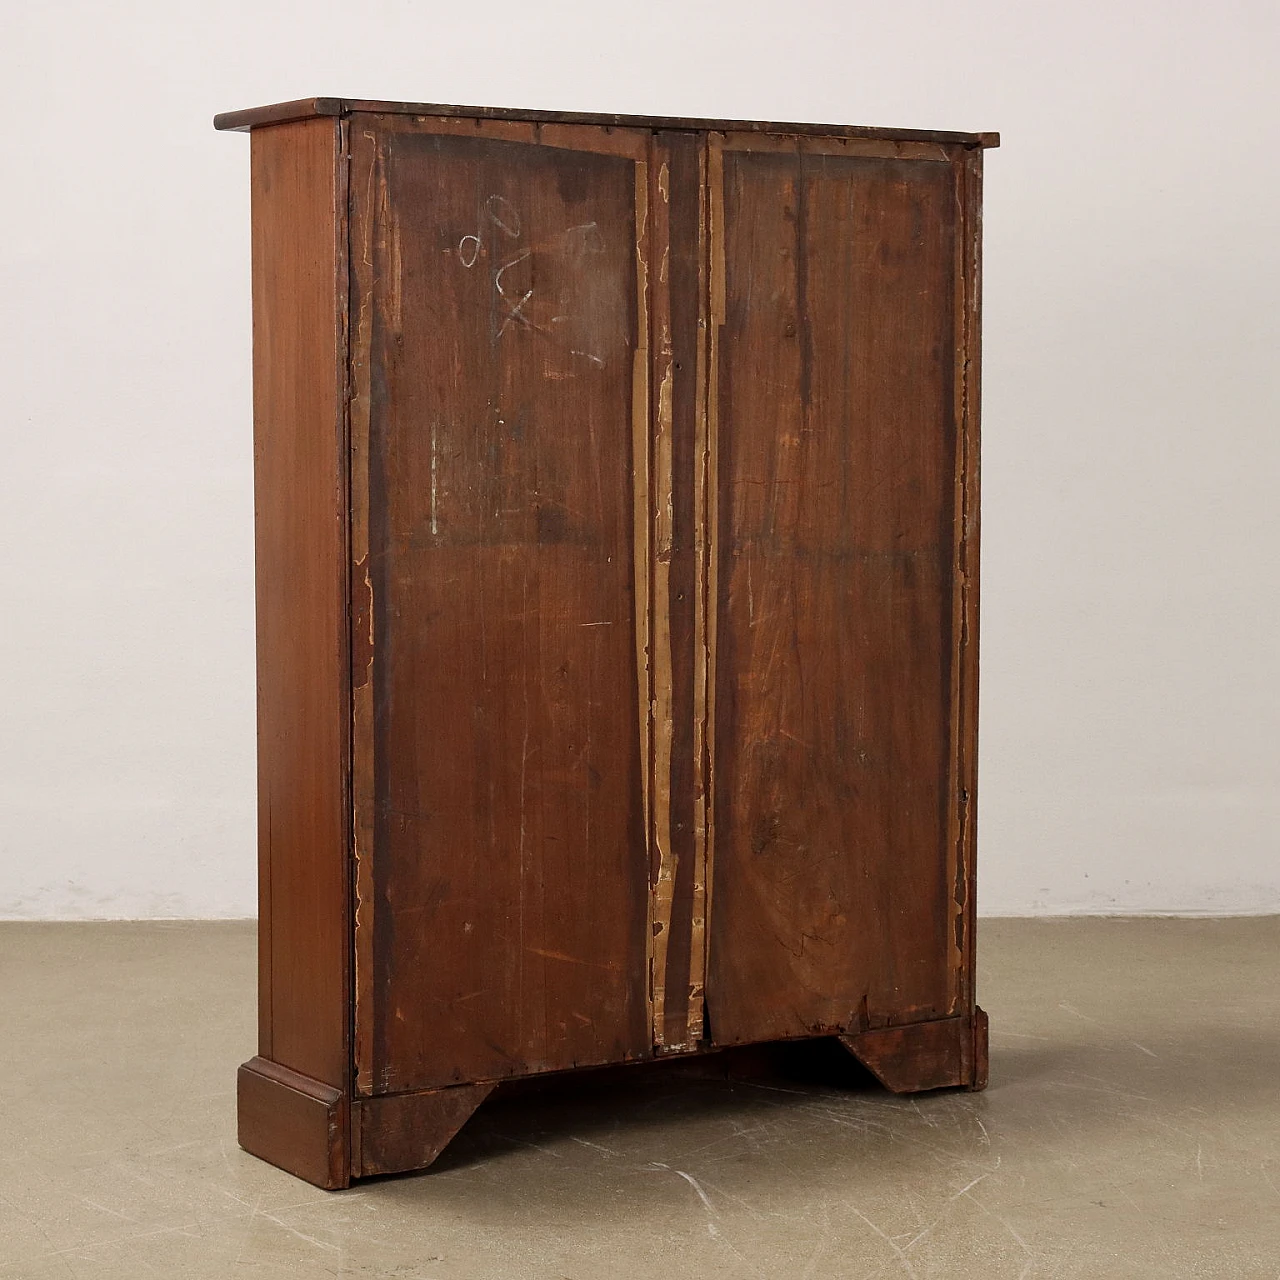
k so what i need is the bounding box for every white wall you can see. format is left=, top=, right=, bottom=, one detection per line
left=2, top=1, right=1276, bottom=918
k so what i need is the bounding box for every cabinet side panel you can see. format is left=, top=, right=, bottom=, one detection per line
left=707, top=146, right=959, bottom=1044
left=251, top=117, right=350, bottom=1088
left=351, top=124, right=652, bottom=1093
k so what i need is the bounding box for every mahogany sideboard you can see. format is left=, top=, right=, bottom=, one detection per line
left=215, top=97, right=997, bottom=1189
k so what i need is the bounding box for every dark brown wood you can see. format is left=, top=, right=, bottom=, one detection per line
left=352, top=1083, right=495, bottom=1178
left=248, top=116, right=350, bottom=1089
left=348, top=116, right=653, bottom=1096
left=706, top=137, right=961, bottom=1045
left=954, top=148, right=985, bottom=1021
left=223, top=101, right=991, bottom=1189
left=969, top=1005, right=990, bottom=1091
left=838, top=1009, right=988, bottom=1093
left=214, top=97, right=999, bottom=149
left=237, top=1057, right=349, bottom=1189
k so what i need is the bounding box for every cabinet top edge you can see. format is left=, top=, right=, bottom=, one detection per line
left=212, top=97, right=999, bottom=148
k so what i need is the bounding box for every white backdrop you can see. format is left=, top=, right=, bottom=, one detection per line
left=3, top=0, right=1277, bottom=918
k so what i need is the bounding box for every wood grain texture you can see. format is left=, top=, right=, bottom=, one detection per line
left=707, top=140, right=961, bottom=1045
left=648, top=131, right=708, bottom=1051
left=839, top=1009, right=987, bottom=1093
left=249, top=116, right=350, bottom=1088
left=352, top=1083, right=495, bottom=1178
left=969, top=1005, right=990, bottom=1091
left=953, top=149, right=984, bottom=1020
left=214, top=98, right=999, bottom=149
left=348, top=119, right=654, bottom=1095
left=237, top=1057, right=348, bottom=1190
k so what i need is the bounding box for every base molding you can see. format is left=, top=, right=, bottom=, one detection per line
left=839, top=1007, right=989, bottom=1093
left=237, top=1057, right=349, bottom=1189
left=239, top=1012, right=990, bottom=1188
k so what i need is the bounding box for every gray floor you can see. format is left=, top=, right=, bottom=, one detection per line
left=2, top=919, right=1278, bottom=1278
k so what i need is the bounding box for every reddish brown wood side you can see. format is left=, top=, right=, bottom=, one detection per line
left=954, top=149, right=985, bottom=1022
left=249, top=117, right=350, bottom=1088
left=238, top=1057, right=348, bottom=1189
left=349, top=120, right=653, bottom=1094
left=707, top=143, right=961, bottom=1045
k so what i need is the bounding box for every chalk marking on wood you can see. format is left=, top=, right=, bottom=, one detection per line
left=430, top=421, right=440, bottom=536
left=485, top=193, right=521, bottom=238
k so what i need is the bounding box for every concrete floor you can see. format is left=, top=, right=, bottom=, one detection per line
left=1, top=920, right=1278, bottom=1278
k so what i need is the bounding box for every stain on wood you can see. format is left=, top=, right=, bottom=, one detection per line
left=226, top=100, right=992, bottom=1189
left=348, top=120, right=654, bottom=1094
left=214, top=96, right=999, bottom=150
left=649, top=131, right=708, bottom=1051
left=707, top=139, right=961, bottom=1045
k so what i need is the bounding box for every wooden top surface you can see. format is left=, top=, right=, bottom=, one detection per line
left=213, top=97, right=999, bottom=147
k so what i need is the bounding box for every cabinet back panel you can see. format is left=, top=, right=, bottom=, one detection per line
left=351, top=126, right=652, bottom=1093
left=708, top=148, right=959, bottom=1044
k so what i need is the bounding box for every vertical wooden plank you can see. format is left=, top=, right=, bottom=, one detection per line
left=249, top=116, right=350, bottom=1088
left=647, top=138, right=674, bottom=1047
left=955, top=147, right=984, bottom=1014
left=702, top=134, right=726, bottom=1042
left=350, top=120, right=653, bottom=1093
left=707, top=140, right=960, bottom=1045
left=633, top=155, right=655, bottom=1051
left=647, top=132, right=706, bottom=1052
left=687, top=135, right=712, bottom=1050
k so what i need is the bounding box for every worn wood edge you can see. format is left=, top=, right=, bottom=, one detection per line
left=962, top=150, right=984, bottom=1024
left=334, top=113, right=356, bottom=1103
left=348, top=124, right=382, bottom=1100
left=722, top=132, right=956, bottom=161
left=352, top=1082, right=495, bottom=1179
left=352, top=113, right=651, bottom=158
left=945, top=154, right=968, bottom=1014
left=217, top=97, right=345, bottom=131
left=837, top=1012, right=988, bottom=1094
left=237, top=1057, right=349, bottom=1190
left=648, top=141, right=677, bottom=1048
left=686, top=135, right=711, bottom=1049
left=701, top=134, right=725, bottom=1041
left=942, top=144, right=985, bottom=1021
left=632, top=158, right=655, bottom=1046
left=968, top=1006, right=990, bottom=1092
left=214, top=97, right=997, bottom=147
